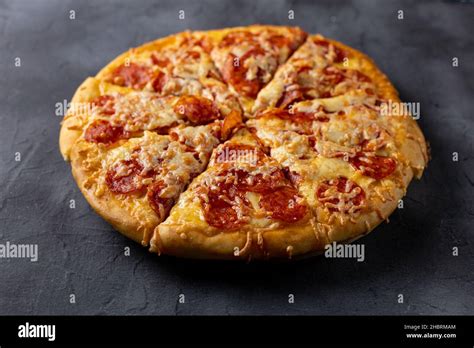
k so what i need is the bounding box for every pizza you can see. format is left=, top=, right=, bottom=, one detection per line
left=59, top=25, right=428, bottom=260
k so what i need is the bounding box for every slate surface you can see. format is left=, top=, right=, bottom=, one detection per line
left=0, top=0, right=473, bottom=315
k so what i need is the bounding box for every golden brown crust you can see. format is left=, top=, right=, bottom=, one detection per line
left=61, top=26, right=428, bottom=260
left=59, top=77, right=101, bottom=160
left=155, top=218, right=323, bottom=260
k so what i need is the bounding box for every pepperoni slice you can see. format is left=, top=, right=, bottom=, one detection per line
left=313, top=37, right=347, bottom=63
left=184, top=36, right=213, bottom=53
left=220, top=30, right=298, bottom=51
left=316, top=177, right=365, bottom=213
left=259, top=186, right=307, bottom=222
left=150, top=54, right=170, bottom=68
left=291, top=109, right=329, bottom=123
left=219, top=31, right=257, bottom=48
left=276, top=87, right=304, bottom=109
left=249, top=170, right=288, bottom=193
left=214, top=143, right=266, bottom=166
left=221, top=168, right=287, bottom=194
left=307, top=135, right=317, bottom=150
left=236, top=167, right=291, bottom=194
left=201, top=166, right=304, bottom=227
left=84, top=120, right=126, bottom=144
left=222, top=47, right=266, bottom=98
left=221, top=109, right=242, bottom=140
left=216, top=168, right=306, bottom=222
left=202, top=188, right=249, bottom=230
left=321, top=66, right=346, bottom=86
left=197, top=38, right=213, bottom=53
left=91, top=95, right=115, bottom=115
left=350, top=153, right=396, bottom=180
left=350, top=69, right=372, bottom=83
left=322, top=67, right=371, bottom=87
left=147, top=180, right=175, bottom=219
left=268, top=34, right=292, bottom=49
left=110, top=63, right=152, bottom=89
left=152, top=70, right=168, bottom=94
left=106, top=158, right=144, bottom=194
left=183, top=50, right=201, bottom=60
left=173, top=95, right=221, bottom=125
left=199, top=172, right=251, bottom=230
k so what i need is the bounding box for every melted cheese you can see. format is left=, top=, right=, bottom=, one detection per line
left=103, top=124, right=220, bottom=200
left=112, top=93, right=182, bottom=132
left=211, top=27, right=306, bottom=101
left=100, top=33, right=240, bottom=122
left=81, top=30, right=423, bottom=236
left=319, top=179, right=363, bottom=215
left=172, top=123, right=221, bottom=155
left=252, top=33, right=383, bottom=115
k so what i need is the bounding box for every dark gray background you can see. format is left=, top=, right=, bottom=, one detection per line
left=0, top=0, right=473, bottom=315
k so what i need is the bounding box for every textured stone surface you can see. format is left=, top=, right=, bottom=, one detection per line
left=0, top=0, right=473, bottom=315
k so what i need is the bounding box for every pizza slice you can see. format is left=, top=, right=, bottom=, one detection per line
left=59, top=31, right=242, bottom=160
left=96, top=31, right=218, bottom=91
left=59, top=78, right=241, bottom=160
left=209, top=25, right=307, bottom=115
left=252, top=34, right=399, bottom=114
left=150, top=128, right=325, bottom=260
left=249, top=92, right=427, bottom=178
left=69, top=122, right=224, bottom=246
left=247, top=95, right=428, bottom=245
left=95, top=31, right=241, bottom=114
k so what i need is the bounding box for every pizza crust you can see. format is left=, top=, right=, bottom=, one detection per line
left=155, top=219, right=323, bottom=260
left=59, top=77, right=101, bottom=160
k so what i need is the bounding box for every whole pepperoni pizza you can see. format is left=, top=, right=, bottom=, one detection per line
left=59, top=25, right=428, bottom=260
